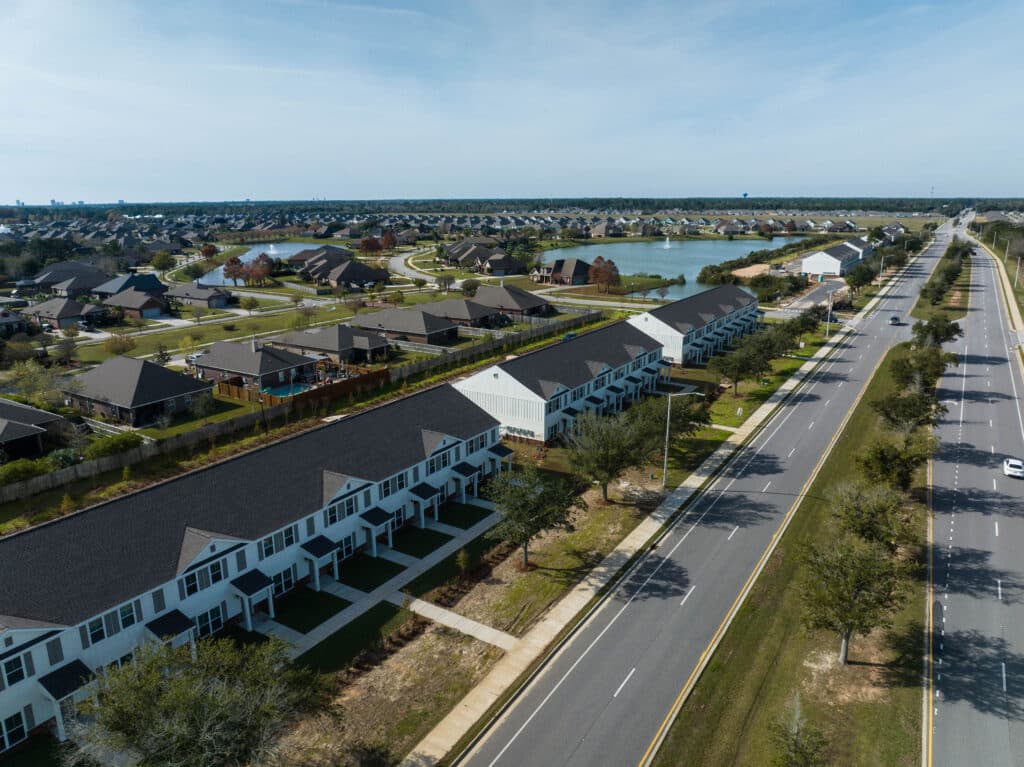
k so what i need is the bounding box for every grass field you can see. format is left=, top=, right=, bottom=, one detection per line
left=653, top=344, right=927, bottom=767
left=296, top=602, right=411, bottom=673
left=273, top=588, right=351, bottom=634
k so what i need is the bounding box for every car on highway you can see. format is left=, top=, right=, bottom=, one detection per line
left=888, top=315, right=900, bottom=326
left=1003, top=458, right=1024, bottom=478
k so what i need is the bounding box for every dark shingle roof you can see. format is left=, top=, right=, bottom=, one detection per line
left=271, top=324, right=388, bottom=355
left=350, top=308, right=456, bottom=337
left=472, top=284, right=550, bottom=313
left=0, top=398, right=63, bottom=428
left=102, top=289, right=164, bottom=310
left=165, top=284, right=230, bottom=301
left=497, top=321, right=660, bottom=399
left=199, top=340, right=315, bottom=377
left=0, top=419, right=45, bottom=444
left=93, top=273, right=166, bottom=296
left=22, top=297, right=88, bottom=320
left=39, top=660, right=93, bottom=700
left=421, top=298, right=499, bottom=323
left=647, top=285, right=757, bottom=334
left=72, top=356, right=213, bottom=409
left=0, top=384, right=497, bottom=627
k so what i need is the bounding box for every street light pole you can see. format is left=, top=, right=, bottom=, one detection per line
left=824, top=290, right=835, bottom=337
left=1016, top=256, right=1021, bottom=289
left=662, top=391, right=706, bottom=490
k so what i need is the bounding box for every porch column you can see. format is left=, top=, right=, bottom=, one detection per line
left=368, top=528, right=378, bottom=558
left=433, top=497, right=440, bottom=521
left=332, top=550, right=340, bottom=580
left=386, top=524, right=393, bottom=548
left=417, top=501, right=426, bottom=528
left=242, top=596, right=253, bottom=632
left=310, top=559, right=321, bottom=592
left=472, top=474, right=479, bottom=497
left=267, top=590, right=275, bottom=620
left=459, top=478, right=467, bottom=504
left=52, top=698, right=66, bottom=742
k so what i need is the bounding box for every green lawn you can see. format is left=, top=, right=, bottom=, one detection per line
left=3, top=736, right=66, bottom=767
left=222, top=624, right=269, bottom=648
left=273, top=588, right=351, bottom=634
left=337, top=553, right=407, bottom=592
left=296, top=602, right=411, bottom=674
left=139, top=395, right=248, bottom=439
left=653, top=344, right=926, bottom=767
left=390, top=526, right=454, bottom=558
left=403, top=533, right=498, bottom=598
left=440, top=501, right=494, bottom=529
left=663, top=426, right=732, bottom=488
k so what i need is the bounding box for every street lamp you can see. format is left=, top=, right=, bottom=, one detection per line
left=662, top=390, right=706, bottom=490
left=824, top=290, right=836, bottom=337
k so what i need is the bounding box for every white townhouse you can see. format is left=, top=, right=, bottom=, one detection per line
left=0, top=384, right=512, bottom=755
left=453, top=321, right=666, bottom=443
left=626, top=285, right=760, bottom=366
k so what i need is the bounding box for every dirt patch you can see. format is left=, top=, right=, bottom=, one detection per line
left=802, top=628, right=892, bottom=707
left=277, top=625, right=502, bottom=762
left=732, top=263, right=771, bottom=279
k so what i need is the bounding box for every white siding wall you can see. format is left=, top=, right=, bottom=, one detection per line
left=626, top=313, right=684, bottom=362
left=453, top=368, right=546, bottom=439
left=0, top=427, right=504, bottom=750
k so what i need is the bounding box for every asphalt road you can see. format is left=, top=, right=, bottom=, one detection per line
left=463, top=226, right=954, bottom=767
left=931, top=226, right=1024, bottom=766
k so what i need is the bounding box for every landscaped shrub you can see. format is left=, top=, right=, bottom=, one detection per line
left=0, top=458, right=51, bottom=486
left=83, top=432, right=144, bottom=460
left=48, top=448, right=80, bottom=468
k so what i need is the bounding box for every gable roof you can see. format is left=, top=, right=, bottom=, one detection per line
left=270, top=324, right=388, bottom=355
left=0, top=419, right=45, bottom=444
left=71, top=356, right=213, bottom=409
left=164, top=284, right=230, bottom=301
left=647, top=285, right=758, bottom=334
left=199, top=340, right=315, bottom=377
left=102, top=289, right=164, bottom=310
left=93, top=273, right=166, bottom=296
left=497, top=321, right=661, bottom=398
left=472, top=284, right=550, bottom=313
left=0, top=384, right=497, bottom=628
left=22, top=297, right=88, bottom=320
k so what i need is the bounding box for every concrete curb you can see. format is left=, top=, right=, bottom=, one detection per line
left=401, top=255, right=921, bottom=767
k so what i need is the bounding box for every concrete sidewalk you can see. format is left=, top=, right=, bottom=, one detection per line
left=384, top=594, right=520, bottom=652
left=401, top=261, right=915, bottom=767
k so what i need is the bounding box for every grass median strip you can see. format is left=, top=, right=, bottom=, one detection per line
left=653, top=343, right=927, bottom=767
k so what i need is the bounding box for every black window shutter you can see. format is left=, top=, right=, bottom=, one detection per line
left=79, top=625, right=90, bottom=650
left=177, top=580, right=186, bottom=601
left=23, top=704, right=34, bottom=730
left=306, top=517, right=315, bottom=537
left=236, top=549, right=247, bottom=572
left=22, top=652, right=34, bottom=677
left=134, top=599, right=143, bottom=622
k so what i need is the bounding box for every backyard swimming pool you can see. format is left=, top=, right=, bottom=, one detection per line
left=261, top=382, right=311, bottom=397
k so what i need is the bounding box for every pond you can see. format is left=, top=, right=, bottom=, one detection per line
left=544, top=237, right=802, bottom=300
left=200, top=242, right=317, bottom=286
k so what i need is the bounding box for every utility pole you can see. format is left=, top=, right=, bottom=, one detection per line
left=824, top=290, right=835, bottom=337
left=1016, top=255, right=1021, bottom=289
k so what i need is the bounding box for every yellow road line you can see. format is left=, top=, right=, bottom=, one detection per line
left=926, top=457, right=934, bottom=767
left=637, top=349, right=888, bottom=767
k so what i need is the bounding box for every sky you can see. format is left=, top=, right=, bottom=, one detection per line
left=2, top=0, right=1023, bottom=203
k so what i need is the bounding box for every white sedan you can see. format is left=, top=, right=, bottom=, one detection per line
left=1003, top=458, right=1024, bottom=478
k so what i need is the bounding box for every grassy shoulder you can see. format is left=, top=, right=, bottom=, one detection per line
left=653, top=343, right=927, bottom=767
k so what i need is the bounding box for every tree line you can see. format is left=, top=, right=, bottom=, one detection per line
left=919, top=238, right=970, bottom=306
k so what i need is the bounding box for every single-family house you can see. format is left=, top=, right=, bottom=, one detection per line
left=349, top=309, right=458, bottom=345
left=164, top=284, right=232, bottom=309
left=21, top=298, right=103, bottom=330
left=453, top=321, right=666, bottom=442
left=30, top=262, right=109, bottom=294
left=92, top=273, right=166, bottom=300
left=0, top=384, right=509, bottom=755
left=532, top=258, right=590, bottom=285
left=269, top=324, right=389, bottom=364
left=102, top=289, right=165, bottom=320
left=472, top=284, right=552, bottom=319
left=0, top=398, right=64, bottom=459
left=625, top=285, right=760, bottom=365
left=194, top=340, right=317, bottom=389
left=801, top=242, right=864, bottom=276
left=65, top=356, right=213, bottom=426
left=421, top=298, right=504, bottom=328
left=0, top=310, right=28, bottom=338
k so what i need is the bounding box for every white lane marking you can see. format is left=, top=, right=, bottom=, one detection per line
left=679, top=585, right=695, bottom=607
left=993, top=445, right=996, bottom=454
left=824, top=399, right=830, bottom=407
left=993, top=478, right=998, bottom=490
left=727, top=525, right=739, bottom=541
left=787, top=447, right=796, bottom=458
left=838, top=381, right=844, bottom=388
left=998, top=579, right=1003, bottom=600
left=808, top=421, right=815, bottom=430
left=991, top=419, right=994, bottom=428
left=1003, top=663, right=1008, bottom=693
left=996, top=522, right=1000, bottom=537
left=613, top=667, right=636, bottom=698
left=762, top=481, right=772, bottom=493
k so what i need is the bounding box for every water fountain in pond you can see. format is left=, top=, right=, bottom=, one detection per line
left=663, top=236, right=671, bottom=249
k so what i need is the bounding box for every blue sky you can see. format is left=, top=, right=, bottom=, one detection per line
left=2, top=0, right=1022, bottom=203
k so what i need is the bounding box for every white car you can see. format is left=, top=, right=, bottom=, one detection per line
left=1003, top=458, right=1024, bottom=478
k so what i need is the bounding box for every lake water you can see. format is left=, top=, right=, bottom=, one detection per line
left=544, top=237, right=801, bottom=300
left=200, top=242, right=315, bottom=286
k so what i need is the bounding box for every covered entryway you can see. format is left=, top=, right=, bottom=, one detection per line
left=38, top=660, right=93, bottom=742
left=230, top=570, right=275, bottom=631
left=359, top=506, right=394, bottom=557
left=301, top=535, right=341, bottom=591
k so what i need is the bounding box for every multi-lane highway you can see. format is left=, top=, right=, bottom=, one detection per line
left=463, top=226, right=954, bottom=767
left=931, top=226, right=1024, bottom=766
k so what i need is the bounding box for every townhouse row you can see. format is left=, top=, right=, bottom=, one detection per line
left=0, top=285, right=759, bottom=756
